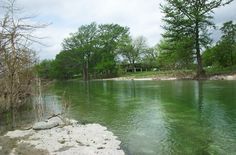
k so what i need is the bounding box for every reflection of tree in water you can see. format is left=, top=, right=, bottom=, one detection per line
left=131, top=80, right=136, bottom=98
left=196, top=81, right=204, bottom=113
left=84, top=81, right=91, bottom=104
left=195, top=81, right=214, bottom=154
left=196, top=81, right=236, bottom=154
left=45, top=80, right=236, bottom=155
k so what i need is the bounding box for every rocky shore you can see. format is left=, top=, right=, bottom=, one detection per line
left=103, top=73, right=236, bottom=81
left=208, top=74, right=236, bottom=80
left=0, top=116, right=124, bottom=155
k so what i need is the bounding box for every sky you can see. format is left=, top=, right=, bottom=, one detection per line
left=9, top=0, right=236, bottom=59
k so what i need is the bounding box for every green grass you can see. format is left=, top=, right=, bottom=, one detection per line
left=205, top=65, right=236, bottom=75
left=119, top=67, right=236, bottom=79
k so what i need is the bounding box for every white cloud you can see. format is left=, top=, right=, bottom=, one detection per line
left=13, top=0, right=164, bottom=59
left=8, top=0, right=236, bottom=59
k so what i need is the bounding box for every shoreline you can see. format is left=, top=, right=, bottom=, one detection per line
left=99, top=73, right=236, bottom=81
left=0, top=116, right=125, bottom=155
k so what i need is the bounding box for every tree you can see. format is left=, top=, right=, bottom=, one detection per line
left=202, top=47, right=216, bottom=67
left=36, top=60, right=55, bottom=79
left=161, top=0, right=233, bottom=78
left=157, top=40, right=177, bottom=69
left=142, top=45, right=159, bottom=68
left=62, top=22, right=98, bottom=80
left=53, top=50, right=82, bottom=79
left=158, top=37, right=195, bottom=69
left=0, top=0, right=46, bottom=126
left=60, top=23, right=130, bottom=80
left=202, top=21, right=236, bottom=68
left=219, top=21, right=236, bottom=66
left=120, top=36, right=148, bottom=72
left=94, top=24, right=129, bottom=77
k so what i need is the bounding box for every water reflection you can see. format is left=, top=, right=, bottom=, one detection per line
left=195, top=81, right=204, bottom=113
left=0, top=94, right=62, bottom=135
left=47, top=80, right=236, bottom=155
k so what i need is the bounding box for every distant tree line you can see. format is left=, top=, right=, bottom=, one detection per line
left=36, top=23, right=158, bottom=80
left=37, top=0, right=235, bottom=80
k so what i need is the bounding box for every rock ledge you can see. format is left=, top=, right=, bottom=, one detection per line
left=3, top=118, right=124, bottom=155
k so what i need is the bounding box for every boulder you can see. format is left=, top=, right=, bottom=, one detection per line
left=33, top=116, right=68, bottom=130
left=33, top=121, right=59, bottom=130
left=48, top=116, right=65, bottom=126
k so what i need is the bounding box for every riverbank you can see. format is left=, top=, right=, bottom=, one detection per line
left=0, top=116, right=124, bottom=155
left=102, top=73, right=236, bottom=81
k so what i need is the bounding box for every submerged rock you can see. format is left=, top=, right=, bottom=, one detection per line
left=3, top=119, right=125, bottom=155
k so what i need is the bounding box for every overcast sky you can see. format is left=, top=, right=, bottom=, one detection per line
left=12, top=0, right=236, bottom=59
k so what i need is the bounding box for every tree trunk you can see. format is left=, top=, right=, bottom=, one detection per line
left=132, top=60, right=136, bottom=72
left=195, top=22, right=205, bottom=79
left=230, top=49, right=233, bottom=66
left=83, top=61, right=89, bottom=81
left=10, top=106, right=15, bottom=129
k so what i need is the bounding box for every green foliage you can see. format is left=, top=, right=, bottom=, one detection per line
left=160, top=0, right=233, bottom=77
left=54, top=22, right=130, bottom=80
left=218, top=21, right=236, bottom=66
left=35, top=60, right=55, bottom=79
left=36, top=50, right=83, bottom=80
left=142, top=46, right=159, bottom=67
left=203, top=21, right=236, bottom=68
left=62, top=22, right=98, bottom=80
left=119, top=36, right=148, bottom=71
left=204, top=65, right=236, bottom=75
left=158, top=38, right=194, bottom=70
left=157, top=40, right=177, bottom=69
left=202, top=47, right=216, bottom=67
left=93, top=24, right=129, bottom=76
left=53, top=50, right=82, bottom=79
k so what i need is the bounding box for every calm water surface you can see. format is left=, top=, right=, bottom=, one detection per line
left=48, top=80, right=236, bottom=155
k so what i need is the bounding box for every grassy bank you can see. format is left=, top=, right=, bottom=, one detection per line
left=50, top=68, right=236, bottom=81
left=114, top=68, right=236, bottom=80
left=205, top=65, right=236, bottom=76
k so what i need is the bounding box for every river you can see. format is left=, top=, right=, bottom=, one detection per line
left=45, top=80, right=236, bottom=155
left=2, top=80, right=236, bottom=155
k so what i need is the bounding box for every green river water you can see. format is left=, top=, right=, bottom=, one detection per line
left=46, top=80, right=236, bottom=155
left=1, top=80, right=235, bottom=155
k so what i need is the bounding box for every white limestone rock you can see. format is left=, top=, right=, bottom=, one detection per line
left=4, top=119, right=125, bottom=155
left=33, top=121, right=59, bottom=130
